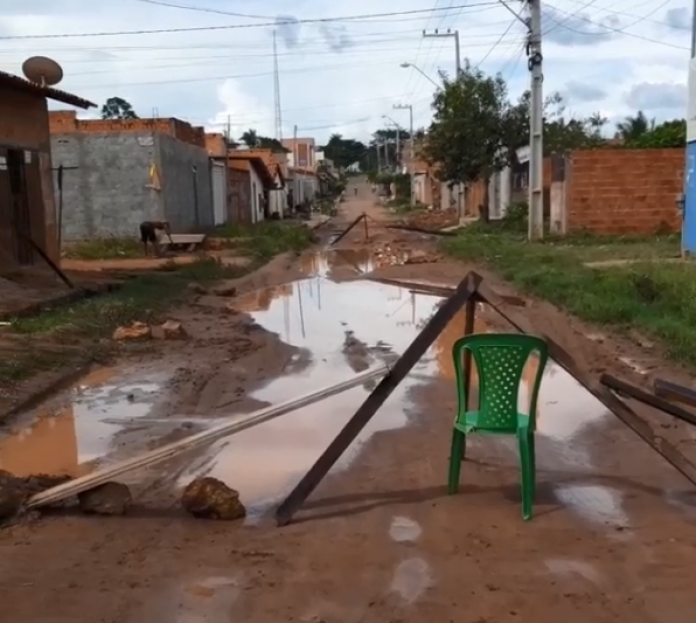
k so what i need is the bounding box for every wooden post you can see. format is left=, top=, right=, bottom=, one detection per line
left=654, top=378, right=696, bottom=410
left=363, top=211, right=369, bottom=241
left=275, top=271, right=482, bottom=526
left=330, top=213, right=366, bottom=246
left=602, top=374, right=696, bottom=427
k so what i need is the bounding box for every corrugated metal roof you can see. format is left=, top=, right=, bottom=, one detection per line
left=0, top=70, right=96, bottom=109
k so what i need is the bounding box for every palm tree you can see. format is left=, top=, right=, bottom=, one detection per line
left=240, top=129, right=259, bottom=148
left=615, top=111, right=654, bottom=142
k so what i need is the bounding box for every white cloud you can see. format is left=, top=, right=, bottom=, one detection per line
left=0, top=0, right=691, bottom=143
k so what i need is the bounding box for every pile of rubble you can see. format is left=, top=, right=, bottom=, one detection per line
left=402, top=207, right=458, bottom=230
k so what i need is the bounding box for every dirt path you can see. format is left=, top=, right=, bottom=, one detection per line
left=2, top=182, right=696, bottom=622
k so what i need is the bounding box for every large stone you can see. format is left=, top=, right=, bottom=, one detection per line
left=161, top=320, right=188, bottom=340
left=0, top=470, right=24, bottom=520
left=181, top=477, right=246, bottom=521
left=112, top=322, right=152, bottom=341
left=78, top=482, right=132, bottom=516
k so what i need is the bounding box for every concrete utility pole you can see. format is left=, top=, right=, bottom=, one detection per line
left=527, top=0, right=544, bottom=241
left=394, top=103, right=415, bottom=207
left=383, top=115, right=402, bottom=172
left=423, top=29, right=461, bottom=77
left=681, top=0, right=696, bottom=255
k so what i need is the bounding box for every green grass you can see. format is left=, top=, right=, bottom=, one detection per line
left=0, top=259, right=251, bottom=386
left=441, top=224, right=696, bottom=367
left=214, top=221, right=313, bottom=260
left=64, top=237, right=143, bottom=260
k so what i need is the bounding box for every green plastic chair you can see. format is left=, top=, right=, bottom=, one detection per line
left=448, top=332, right=549, bottom=521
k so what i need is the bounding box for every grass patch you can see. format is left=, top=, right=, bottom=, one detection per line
left=10, top=259, right=249, bottom=338
left=64, top=237, right=143, bottom=260
left=441, top=225, right=696, bottom=367
left=214, top=221, right=313, bottom=260
left=0, top=259, right=252, bottom=386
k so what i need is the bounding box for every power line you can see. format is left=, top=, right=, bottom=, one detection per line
left=476, top=17, right=520, bottom=67
left=543, top=2, right=689, bottom=50
left=0, top=3, right=499, bottom=40
left=130, top=0, right=276, bottom=19
left=561, top=0, right=688, bottom=31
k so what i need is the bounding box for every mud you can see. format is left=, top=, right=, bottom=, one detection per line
left=2, top=183, right=696, bottom=622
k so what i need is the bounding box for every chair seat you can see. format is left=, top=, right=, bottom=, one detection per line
left=454, top=410, right=531, bottom=435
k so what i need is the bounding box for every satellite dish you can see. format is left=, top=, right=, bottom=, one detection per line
left=22, top=56, right=64, bottom=87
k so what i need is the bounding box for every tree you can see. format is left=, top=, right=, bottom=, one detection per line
left=624, top=118, right=685, bottom=148
left=322, top=133, right=367, bottom=170
left=615, top=111, right=653, bottom=142
left=240, top=129, right=259, bottom=147
left=101, top=96, right=138, bottom=120
left=422, top=60, right=513, bottom=220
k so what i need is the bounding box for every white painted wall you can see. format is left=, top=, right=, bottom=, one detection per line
left=211, top=160, right=226, bottom=225
left=249, top=166, right=265, bottom=223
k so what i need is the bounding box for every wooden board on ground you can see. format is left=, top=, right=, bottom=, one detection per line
left=159, top=233, right=207, bottom=253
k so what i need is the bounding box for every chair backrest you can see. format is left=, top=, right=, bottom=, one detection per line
left=452, top=333, right=549, bottom=430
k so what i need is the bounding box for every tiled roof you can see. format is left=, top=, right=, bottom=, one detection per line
left=0, top=70, right=96, bottom=109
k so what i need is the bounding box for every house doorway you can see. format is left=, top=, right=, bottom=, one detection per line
left=0, top=147, right=35, bottom=267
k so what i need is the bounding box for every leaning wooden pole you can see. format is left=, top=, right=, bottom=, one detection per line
left=476, top=281, right=696, bottom=488
left=275, top=271, right=482, bottom=526
left=27, top=364, right=390, bottom=509
left=330, top=213, right=366, bottom=246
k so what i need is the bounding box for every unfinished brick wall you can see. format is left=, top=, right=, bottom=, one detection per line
left=566, top=148, right=683, bottom=235
left=49, top=111, right=205, bottom=148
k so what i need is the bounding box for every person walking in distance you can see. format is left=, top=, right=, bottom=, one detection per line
left=354, top=186, right=358, bottom=196
left=139, top=220, right=172, bottom=257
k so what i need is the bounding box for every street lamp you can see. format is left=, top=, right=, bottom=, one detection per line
left=400, top=62, right=439, bottom=88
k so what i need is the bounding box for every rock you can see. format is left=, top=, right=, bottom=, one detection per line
left=112, top=322, right=152, bottom=341
left=188, top=282, right=207, bottom=295
left=161, top=320, right=188, bottom=340
left=0, top=470, right=25, bottom=520
left=213, top=284, right=237, bottom=297
left=181, top=477, right=246, bottom=521
left=78, top=482, right=132, bottom=516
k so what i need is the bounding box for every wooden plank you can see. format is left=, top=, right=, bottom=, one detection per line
left=602, top=374, right=696, bottom=427
left=330, top=213, right=366, bottom=246
left=27, top=364, right=389, bottom=509
left=367, top=276, right=526, bottom=306
left=654, top=378, right=696, bottom=411
left=476, top=280, right=696, bottom=488
left=275, top=271, right=482, bottom=526
left=166, top=234, right=207, bottom=244
left=384, top=224, right=457, bottom=237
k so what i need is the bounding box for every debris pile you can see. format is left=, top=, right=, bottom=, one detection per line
left=181, top=477, right=246, bottom=521
left=161, top=320, right=188, bottom=340
left=403, top=207, right=458, bottom=230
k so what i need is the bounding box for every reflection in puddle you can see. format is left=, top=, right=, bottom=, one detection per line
left=390, top=558, right=434, bottom=604
left=181, top=275, right=453, bottom=518
left=0, top=368, right=166, bottom=477
left=389, top=516, right=422, bottom=543
left=555, top=484, right=629, bottom=531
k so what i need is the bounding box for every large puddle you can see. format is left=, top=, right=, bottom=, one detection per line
left=1, top=249, right=623, bottom=528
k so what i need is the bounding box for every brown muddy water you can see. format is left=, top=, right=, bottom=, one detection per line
left=0, top=250, right=634, bottom=528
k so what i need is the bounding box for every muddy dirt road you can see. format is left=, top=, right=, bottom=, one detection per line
left=2, top=182, right=696, bottom=622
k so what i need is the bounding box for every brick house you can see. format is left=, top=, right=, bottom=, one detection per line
left=0, top=70, right=94, bottom=275
left=49, top=111, right=214, bottom=240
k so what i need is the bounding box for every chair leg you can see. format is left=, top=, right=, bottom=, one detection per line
left=529, top=433, right=536, bottom=499
left=448, top=429, right=466, bottom=495
left=518, top=433, right=533, bottom=521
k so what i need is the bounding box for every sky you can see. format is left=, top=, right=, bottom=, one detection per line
left=0, top=0, right=691, bottom=144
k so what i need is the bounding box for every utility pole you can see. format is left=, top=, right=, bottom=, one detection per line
left=423, top=29, right=461, bottom=76
left=681, top=0, right=696, bottom=255
left=273, top=30, right=283, bottom=140
left=394, top=103, right=415, bottom=208
left=527, top=0, right=544, bottom=241
left=376, top=140, right=382, bottom=172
